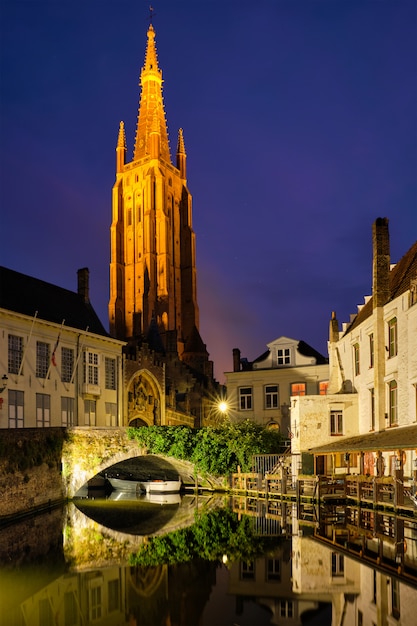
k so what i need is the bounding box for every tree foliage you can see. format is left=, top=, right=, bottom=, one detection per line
left=129, top=507, right=282, bottom=567
left=127, top=421, right=285, bottom=475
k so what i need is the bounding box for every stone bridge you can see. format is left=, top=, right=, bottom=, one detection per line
left=63, top=427, right=225, bottom=498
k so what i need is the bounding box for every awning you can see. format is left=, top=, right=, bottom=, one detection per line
left=309, top=424, right=417, bottom=454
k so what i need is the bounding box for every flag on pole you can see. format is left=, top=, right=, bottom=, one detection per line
left=51, top=320, right=65, bottom=367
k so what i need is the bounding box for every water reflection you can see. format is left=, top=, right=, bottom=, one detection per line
left=0, top=492, right=415, bottom=626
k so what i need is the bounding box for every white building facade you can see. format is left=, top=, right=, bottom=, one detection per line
left=225, top=336, right=329, bottom=435
left=0, top=267, right=125, bottom=429
left=291, top=218, right=417, bottom=477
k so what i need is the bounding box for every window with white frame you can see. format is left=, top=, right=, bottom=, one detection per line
left=84, top=399, right=96, bottom=426
left=8, top=334, right=23, bottom=374
left=8, top=389, right=24, bottom=427
left=266, top=558, right=281, bottom=582
left=388, top=318, right=398, bottom=358
left=369, top=333, right=374, bottom=368
left=331, top=552, right=344, bottom=577
left=388, top=380, right=398, bottom=426
left=264, top=385, right=279, bottom=409
left=108, top=579, right=120, bottom=613
left=353, top=343, right=360, bottom=376
left=391, top=577, right=400, bottom=619
left=330, top=410, right=343, bottom=435
left=370, top=388, right=375, bottom=430
left=239, top=387, right=252, bottom=410
left=36, top=341, right=50, bottom=378
left=88, top=584, right=102, bottom=621
left=277, top=348, right=291, bottom=366
left=105, top=402, right=117, bottom=426
left=61, top=347, right=74, bottom=383
left=105, top=357, right=116, bottom=390
left=84, top=351, right=99, bottom=385
left=280, top=601, right=293, bottom=618
left=61, top=397, right=75, bottom=426
left=240, top=560, right=255, bottom=580
left=36, top=393, right=50, bottom=427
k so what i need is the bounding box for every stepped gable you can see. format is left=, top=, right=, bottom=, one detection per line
left=0, top=266, right=108, bottom=336
left=345, top=240, right=417, bottom=336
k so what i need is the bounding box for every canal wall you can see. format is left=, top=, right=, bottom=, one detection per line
left=0, top=428, right=66, bottom=520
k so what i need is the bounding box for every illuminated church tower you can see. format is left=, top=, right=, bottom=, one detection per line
left=109, top=24, right=204, bottom=366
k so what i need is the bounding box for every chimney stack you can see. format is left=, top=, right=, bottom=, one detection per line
left=233, top=348, right=241, bottom=372
left=329, top=311, right=339, bottom=343
left=372, top=218, right=390, bottom=308
left=77, top=268, right=90, bottom=304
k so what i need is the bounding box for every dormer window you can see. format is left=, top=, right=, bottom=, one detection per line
left=277, top=348, right=291, bottom=366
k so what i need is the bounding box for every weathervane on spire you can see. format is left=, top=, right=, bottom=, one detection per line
left=149, top=5, right=156, bottom=25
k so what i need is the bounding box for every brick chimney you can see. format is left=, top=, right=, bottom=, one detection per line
left=372, top=218, right=390, bottom=308
left=77, top=267, right=90, bottom=304
left=232, top=348, right=241, bottom=372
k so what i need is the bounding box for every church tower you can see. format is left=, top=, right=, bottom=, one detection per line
left=109, top=24, right=201, bottom=362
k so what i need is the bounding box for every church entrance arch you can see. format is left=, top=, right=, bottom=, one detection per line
left=127, top=370, right=162, bottom=427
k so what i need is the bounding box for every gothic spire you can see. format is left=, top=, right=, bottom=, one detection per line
left=176, top=127, right=187, bottom=179
left=134, top=25, right=171, bottom=163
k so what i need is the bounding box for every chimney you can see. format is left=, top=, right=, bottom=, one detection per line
left=329, top=311, right=339, bottom=343
left=77, top=267, right=90, bottom=304
left=372, top=218, right=390, bottom=308
left=232, top=348, right=241, bottom=372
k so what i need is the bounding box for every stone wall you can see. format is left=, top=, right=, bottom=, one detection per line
left=0, top=428, right=66, bottom=519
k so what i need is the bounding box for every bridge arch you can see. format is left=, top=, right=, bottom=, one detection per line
left=62, top=428, right=224, bottom=497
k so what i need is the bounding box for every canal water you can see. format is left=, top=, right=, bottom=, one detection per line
left=0, top=489, right=416, bottom=626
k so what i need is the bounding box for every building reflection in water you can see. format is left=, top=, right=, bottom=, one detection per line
left=0, top=496, right=415, bottom=626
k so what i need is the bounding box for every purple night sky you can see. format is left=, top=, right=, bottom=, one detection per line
left=1, top=0, right=416, bottom=382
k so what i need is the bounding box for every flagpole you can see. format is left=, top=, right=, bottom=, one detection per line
left=70, top=327, right=89, bottom=385
left=17, top=310, right=38, bottom=378
left=44, top=319, right=65, bottom=384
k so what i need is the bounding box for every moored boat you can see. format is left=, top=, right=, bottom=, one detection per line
left=106, top=471, right=181, bottom=494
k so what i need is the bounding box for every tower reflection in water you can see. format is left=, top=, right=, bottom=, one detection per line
left=0, top=495, right=415, bottom=626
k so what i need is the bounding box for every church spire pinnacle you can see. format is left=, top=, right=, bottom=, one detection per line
left=176, top=128, right=187, bottom=179
left=134, top=25, right=171, bottom=163
left=116, top=121, right=126, bottom=172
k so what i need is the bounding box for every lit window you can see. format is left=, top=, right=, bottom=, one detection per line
left=105, top=358, right=116, bottom=390
left=330, top=410, right=343, bottom=435
left=265, top=385, right=279, bottom=409
left=277, top=348, right=291, bottom=366
left=239, top=387, right=252, bottom=410
left=291, top=383, right=306, bottom=397
left=36, top=393, right=50, bottom=427
left=8, top=334, right=23, bottom=375
left=84, top=399, right=96, bottom=426
left=353, top=343, right=360, bottom=376
left=36, top=341, right=50, bottom=378
left=61, top=348, right=74, bottom=383
left=369, top=333, right=374, bottom=368
left=8, top=390, right=24, bottom=428
left=319, top=381, right=329, bottom=395
left=388, top=318, right=398, bottom=357
left=388, top=380, right=398, bottom=426
left=84, top=351, right=99, bottom=385
left=61, top=397, right=75, bottom=426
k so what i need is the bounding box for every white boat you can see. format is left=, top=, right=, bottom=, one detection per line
left=144, top=478, right=182, bottom=494
left=108, top=490, right=182, bottom=505
left=106, top=472, right=181, bottom=494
